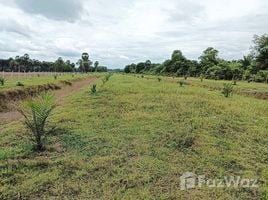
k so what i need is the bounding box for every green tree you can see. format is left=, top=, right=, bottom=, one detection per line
left=252, top=34, right=268, bottom=71
left=94, top=61, right=99, bottom=72
left=199, top=47, right=219, bottom=73
left=81, top=52, right=93, bottom=72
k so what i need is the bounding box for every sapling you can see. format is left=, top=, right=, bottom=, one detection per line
left=222, top=83, right=233, bottom=97
left=91, top=84, right=97, bottom=94
left=178, top=80, right=184, bottom=87
left=19, top=93, right=56, bottom=151
left=0, top=77, right=5, bottom=86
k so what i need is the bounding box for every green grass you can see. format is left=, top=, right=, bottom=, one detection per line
left=0, top=74, right=267, bottom=199
left=184, top=77, right=268, bottom=93
left=0, top=73, right=90, bottom=91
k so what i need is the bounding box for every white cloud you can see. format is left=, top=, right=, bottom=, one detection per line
left=0, top=0, right=267, bottom=68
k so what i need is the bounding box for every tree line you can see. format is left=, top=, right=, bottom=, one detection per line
left=124, top=34, right=268, bottom=83
left=0, top=52, right=108, bottom=73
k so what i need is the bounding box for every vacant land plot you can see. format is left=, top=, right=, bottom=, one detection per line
left=0, top=73, right=88, bottom=91
left=0, top=74, right=267, bottom=199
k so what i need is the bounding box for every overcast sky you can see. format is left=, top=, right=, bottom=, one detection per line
left=0, top=0, right=267, bottom=68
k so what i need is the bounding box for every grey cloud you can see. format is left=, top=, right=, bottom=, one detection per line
left=163, top=1, right=205, bottom=23
left=0, top=41, right=18, bottom=53
left=15, top=0, right=83, bottom=22
left=55, top=49, right=81, bottom=57
left=0, top=19, right=31, bottom=37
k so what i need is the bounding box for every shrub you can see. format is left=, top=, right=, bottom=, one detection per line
left=169, top=134, right=196, bottom=151
left=91, top=84, right=97, bottom=94
left=141, top=75, right=144, bottom=78
left=16, top=82, right=24, bottom=87
left=0, top=77, right=5, bottom=86
left=233, top=79, right=237, bottom=85
left=54, top=75, right=58, bottom=80
left=157, top=77, right=161, bottom=82
left=200, top=74, right=204, bottom=82
left=222, top=83, right=233, bottom=97
left=178, top=80, right=184, bottom=87
left=19, top=93, right=56, bottom=151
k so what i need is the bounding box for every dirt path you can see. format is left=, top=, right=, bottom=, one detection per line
left=0, top=77, right=97, bottom=126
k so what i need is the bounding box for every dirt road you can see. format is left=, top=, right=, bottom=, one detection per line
left=0, top=77, right=97, bottom=126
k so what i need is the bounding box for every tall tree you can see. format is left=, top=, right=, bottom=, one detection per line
left=81, top=52, right=93, bottom=72
left=252, top=34, right=268, bottom=71
left=94, top=61, right=99, bottom=72
left=199, top=47, right=219, bottom=73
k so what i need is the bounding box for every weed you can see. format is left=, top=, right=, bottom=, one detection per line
left=168, top=133, right=196, bottom=151
left=16, top=82, right=24, bottom=87
left=157, top=77, right=162, bottom=82
left=54, top=75, right=58, bottom=80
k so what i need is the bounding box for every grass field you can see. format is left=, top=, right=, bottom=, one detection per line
left=0, top=73, right=90, bottom=91
left=0, top=74, right=267, bottom=199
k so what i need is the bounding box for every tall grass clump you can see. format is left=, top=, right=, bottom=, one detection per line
left=222, top=83, right=234, bottom=97
left=91, top=84, right=97, bottom=94
left=233, top=78, right=237, bottom=85
left=200, top=74, right=204, bottom=82
left=16, top=82, right=24, bottom=87
left=0, top=77, right=5, bottom=86
left=19, top=93, right=56, bottom=151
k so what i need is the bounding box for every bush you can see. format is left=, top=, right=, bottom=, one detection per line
left=233, top=79, right=237, bottom=85
left=200, top=74, right=204, bottom=82
left=169, top=134, right=196, bottom=151
left=157, top=77, right=162, bottom=82
left=178, top=80, right=184, bottom=87
left=91, top=84, right=97, bottom=94
left=54, top=75, right=58, bottom=80
left=19, top=93, right=56, bottom=151
left=16, top=82, right=24, bottom=87
left=0, top=77, right=5, bottom=86
left=255, top=70, right=268, bottom=83
left=222, top=83, right=233, bottom=97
